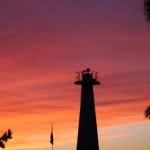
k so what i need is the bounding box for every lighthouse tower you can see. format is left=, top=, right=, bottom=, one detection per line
left=75, top=68, right=100, bottom=150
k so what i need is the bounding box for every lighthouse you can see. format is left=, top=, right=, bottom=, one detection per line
left=75, top=68, right=100, bottom=150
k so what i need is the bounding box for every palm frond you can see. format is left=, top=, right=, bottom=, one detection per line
left=145, top=106, right=150, bottom=119
left=144, top=0, right=150, bottom=21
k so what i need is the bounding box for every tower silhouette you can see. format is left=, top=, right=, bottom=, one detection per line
left=75, top=68, right=100, bottom=150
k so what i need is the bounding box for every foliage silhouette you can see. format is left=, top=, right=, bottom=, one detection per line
left=0, top=129, right=12, bottom=149
left=143, top=0, right=150, bottom=119
left=145, top=106, right=150, bottom=119
left=144, top=0, right=150, bottom=21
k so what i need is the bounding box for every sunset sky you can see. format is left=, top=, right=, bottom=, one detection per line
left=0, top=0, right=150, bottom=150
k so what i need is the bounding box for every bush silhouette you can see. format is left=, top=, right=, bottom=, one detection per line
left=0, top=129, right=12, bottom=149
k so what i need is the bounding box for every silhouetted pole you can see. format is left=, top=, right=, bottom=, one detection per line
left=50, top=123, right=54, bottom=150
left=75, top=68, right=100, bottom=150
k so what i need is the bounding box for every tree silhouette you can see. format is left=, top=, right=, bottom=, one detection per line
left=144, top=0, right=150, bottom=21
left=143, top=1, right=150, bottom=120
left=0, top=129, right=12, bottom=149
left=145, top=106, right=150, bottom=119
